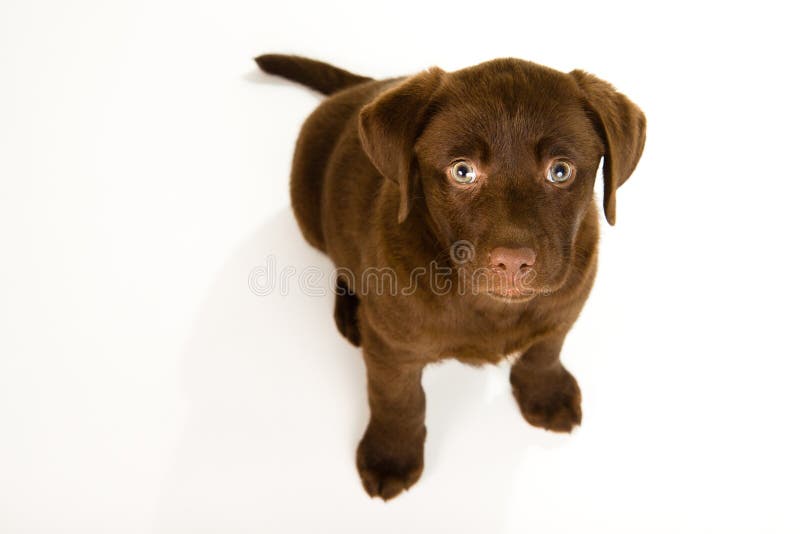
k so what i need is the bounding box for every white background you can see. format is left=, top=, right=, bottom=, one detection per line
left=1, top=0, right=799, bottom=532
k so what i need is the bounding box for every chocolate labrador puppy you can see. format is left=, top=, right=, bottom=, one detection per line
left=255, top=54, right=646, bottom=500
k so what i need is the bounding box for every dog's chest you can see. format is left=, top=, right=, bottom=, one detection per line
left=383, top=294, right=544, bottom=364
left=504, top=350, right=524, bottom=362
left=445, top=344, right=526, bottom=366
left=437, top=318, right=535, bottom=365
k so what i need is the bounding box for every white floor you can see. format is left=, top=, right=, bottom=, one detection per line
left=1, top=1, right=799, bottom=532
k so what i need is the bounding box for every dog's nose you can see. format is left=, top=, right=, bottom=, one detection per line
left=489, top=247, right=536, bottom=276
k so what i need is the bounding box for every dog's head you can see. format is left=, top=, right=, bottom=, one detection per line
left=359, top=59, right=646, bottom=302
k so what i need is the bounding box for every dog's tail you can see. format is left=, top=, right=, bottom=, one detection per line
left=254, top=54, right=372, bottom=96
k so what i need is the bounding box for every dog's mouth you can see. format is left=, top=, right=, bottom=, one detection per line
left=484, top=289, right=537, bottom=303
left=479, top=268, right=541, bottom=303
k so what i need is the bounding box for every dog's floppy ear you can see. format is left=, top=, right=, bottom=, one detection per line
left=359, top=68, right=444, bottom=223
left=570, top=70, right=646, bottom=225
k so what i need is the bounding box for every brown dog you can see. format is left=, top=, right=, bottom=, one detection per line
left=255, top=54, right=646, bottom=500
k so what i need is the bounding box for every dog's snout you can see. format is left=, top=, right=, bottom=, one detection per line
left=489, top=247, right=536, bottom=275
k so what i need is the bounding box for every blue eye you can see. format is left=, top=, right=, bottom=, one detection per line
left=449, top=160, right=478, bottom=184
left=546, top=161, right=574, bottom=184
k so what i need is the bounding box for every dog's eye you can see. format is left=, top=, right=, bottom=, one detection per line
left=449, top=160, right=478, bottom=184
left=546, top=161, right=575, bottom=184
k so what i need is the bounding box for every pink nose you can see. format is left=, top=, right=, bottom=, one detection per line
left=489, top=247, right=536, bottom=277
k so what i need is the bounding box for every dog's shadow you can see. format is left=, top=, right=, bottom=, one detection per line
left=153, top=207, right=570, bottom=532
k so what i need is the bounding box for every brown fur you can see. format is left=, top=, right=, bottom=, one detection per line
left=255, top=54, right=646, bottom=500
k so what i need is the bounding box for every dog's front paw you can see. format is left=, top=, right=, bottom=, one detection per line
left=511, top=368, right=582, bottom=433
left=356, top=427, right=425, bottom=500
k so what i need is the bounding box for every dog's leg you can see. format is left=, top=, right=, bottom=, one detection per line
left=333, top=278, right=360, bottom=346
left=356, top=339, right=426, bottom=500
left=510, top=333, right=582, bottom=433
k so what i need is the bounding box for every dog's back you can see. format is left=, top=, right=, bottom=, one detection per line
left=255, top=54, right=389, bottom=253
